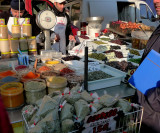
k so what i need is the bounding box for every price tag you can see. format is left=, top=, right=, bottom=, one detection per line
left=88, top=62, right=100, bottom=72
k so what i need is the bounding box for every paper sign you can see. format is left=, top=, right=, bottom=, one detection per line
left=82, top=108, right=119, bottom=133
left=88, top=62, right=100, bottom=72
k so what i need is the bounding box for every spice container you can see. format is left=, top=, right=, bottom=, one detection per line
left=0, top=70, right=16, bottom=79
left=0, top=82, right=24, bottom=108
left=41, top=71, right=59, bottom=79
left=1, top=52, right=10, bottom=59
left=12, top=25, right=21, bottom=38
left=24, top=80, right=46, bottom=104
left=46, top=76, right=67, bottom=94
left=19, top=37, right=28, bottom=51
left=28, top=49, right=37, bottom=56
left=36, top=66, right=52, bottom=73
left=0, top=25, right=8, bottom=39
left=0, top=38, right=10, bottom=52
left=28, top=36, right=37, bottom=50
left=22, top=24, right=32, bottom=37
left=9, top=38, right=19, bottom=58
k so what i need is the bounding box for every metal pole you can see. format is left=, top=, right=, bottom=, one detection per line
left=44, top=30, right=51, bottom=50
left=84, top=46, right=88, bottom=91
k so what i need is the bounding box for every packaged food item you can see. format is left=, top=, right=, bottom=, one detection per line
left=0, top=38, right=10, bottom=52
left=80, top=90, right=93, bottom=103
left=19, top=37, right=28, bottom=51
left=1, top=52, right=10, bottom=59
left=12, top=25, right=21, bottom=38
left=0, top=82, right=24, bottom=108
left=28, top=36, right=36, bottom=50
left=60, top=103, right=74, bottom=121
left=65, top=92, right=81, bottom=104
left=9, top=38, right=19, bottom=58
left=0, top=18, right=5, bottom=25
left=24, top=80, right=46, bottom=104
left=0, top=25, right=8, bottom=39
left=28, top=49, right=37, bottom=56
left=74, top=99, right=90, bottom=122
left=22, top=24, right=32, bottom=37
left=61, top=119, right=74, bottom=133
left=115, top=99, right=131, bottom=113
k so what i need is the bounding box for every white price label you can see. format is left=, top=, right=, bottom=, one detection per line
left=88, top=62, right=100, bottom=72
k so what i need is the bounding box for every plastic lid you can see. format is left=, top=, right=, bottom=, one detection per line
left=12, top=25, right=20, bottom=26
left=0, top=39, right=8, bottom=41
left=1, top=52, right=10, bottom=54
left=0, top=82, right=23, bottom=96
left=22, top=24, right=31, bottom=26
left=0, top=25, right=7, bottom=27
left=29, top=49, right=37, bottom=52
left=10, top=38, right=18, bottom=40
left=20, top=37, right=27, bottom=40
left=28, top=36, right=36, bottom=39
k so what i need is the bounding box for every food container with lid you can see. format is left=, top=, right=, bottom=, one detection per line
left=24, top=80, right=46, bottom=104
left=12, top=25, right=21, bottom=38
left=19, top=37, right=28, bottom=51
left=9, top=38, right=19, bottom=58
left=0, top=82, right=24, bottom=109
left=22, top=24, right=32, bottom=37
left=0, top=25, right=8, bottom=39
left=28, top=36, right=37, bottom=50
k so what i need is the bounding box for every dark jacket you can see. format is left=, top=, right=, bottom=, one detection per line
left=52, top=5, right=73, bottom=47
left=141, top=25, right=160, bottom=63
left=0, top=9, right=41, bottom=36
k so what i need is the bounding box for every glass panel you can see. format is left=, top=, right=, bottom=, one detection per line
left=140, top=4, right=148, bottom=19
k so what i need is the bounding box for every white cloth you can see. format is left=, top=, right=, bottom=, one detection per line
left=7, top=17, right=25, bottom=37
left=51, top=16, right=67, bottom=54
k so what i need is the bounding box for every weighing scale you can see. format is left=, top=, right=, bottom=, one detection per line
left=36, top=9, right=56, bottom=50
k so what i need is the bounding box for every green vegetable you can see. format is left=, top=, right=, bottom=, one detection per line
left=128, top=58, right=141, bottom=64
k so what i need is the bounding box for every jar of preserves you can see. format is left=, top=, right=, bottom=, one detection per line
left=19, top=37, right=28, bottom=51
left=0, top=25, right=8, bottom=39
left=28, top=36, right=37, bottom=50
left=12, top=25, right=21, bottom=38
left=22, top=24, right=32, bottom=37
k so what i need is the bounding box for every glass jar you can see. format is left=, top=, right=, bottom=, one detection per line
left=0, top=25, right=8, bottom=39
left=22, top=24, right=32, bottom=37
left=19, top=37, right=28, bottom=51
left=12, top=25, right=21, bottom=38
left=28, top=36, right=37, bottom=50
left=9, top=38, right=19, bottom=53
left=0, top=39, right=10, bottom=52
left=10, top=51, right=18, bottom=58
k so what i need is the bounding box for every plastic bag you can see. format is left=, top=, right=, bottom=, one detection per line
left=60, top=103, right=74, bottom=121
left=65, top=92, right=81, bottom=105
left=67, top=40, right=75, bottom=50
left=61, top=119, right=75, bottom=133
left=29, top=112, right=56, bottom=133
left=99, top=94, right=118, bottom=107
left=74, top=99, right=90, bottom=122
left=115, top=99, right=131, bottom=113
left=80, top=90, right=93, bottom=103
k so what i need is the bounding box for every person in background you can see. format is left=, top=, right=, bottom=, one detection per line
left=0, top=0, right=40, bottom=38
left=49, top=0, right=75, bottom=54
left=140, top=0, right=160, bottom=63
left=135, top=0, right=160, bottom=133
left=0, top=96, right=13, bottom=133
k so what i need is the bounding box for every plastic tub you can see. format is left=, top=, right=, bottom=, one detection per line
left=131, top=31, right=152, bottom=50
left=46, top=76, right=67, bottom=94
left=0, top=82, right=24, bottom=108
left=21, top=71, right=40, bottom=82
left=24, top=80, right=46, bottom=104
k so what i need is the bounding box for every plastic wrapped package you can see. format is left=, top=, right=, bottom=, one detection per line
left=61, top=119, right=75, bottom=133
left=52, top=95, right=65, bottom=105
left=99, top=94, right=119, bottom=107
left=48, top=91, right=61, bottom=98
left=36, top=96, right=58, bottom=119
left=29, top=112, right=56, bottom=133
left=80, top=90, right=93, bottom=103
left=74, top=99, right=90, bottom=122
left=60, top=103, right=74, bottom=121
left=91, top=103, right=103, bottom=112
left=65, top=92, right=81, bottom=105
left=115, top=99, right=131, bottom=113
left=22, top=105, right=38, bottom=122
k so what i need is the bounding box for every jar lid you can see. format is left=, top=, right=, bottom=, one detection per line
left=0, top=25, right=7, bottom=27
left=10, top=51, right=18, bottom=54
left=0, top=39, right=8, bottom=41
left=12, top=25, right=20, bottom=26
left=29, top=49, right=37, bottom=52
left=10, top=38, right=18, bottom=40
left=1, top=52, right=10, bottom=54
left=20, top=37, right=27, bottom=40
left=28, top=36, right=36, bottom=39
left=22, top=24, right=31, bottom=26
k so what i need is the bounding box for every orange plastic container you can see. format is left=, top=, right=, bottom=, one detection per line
left=0, top=82, right=24, bottom=108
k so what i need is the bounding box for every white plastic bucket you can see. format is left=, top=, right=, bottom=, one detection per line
left=88, top=28, right=101, bottom=38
